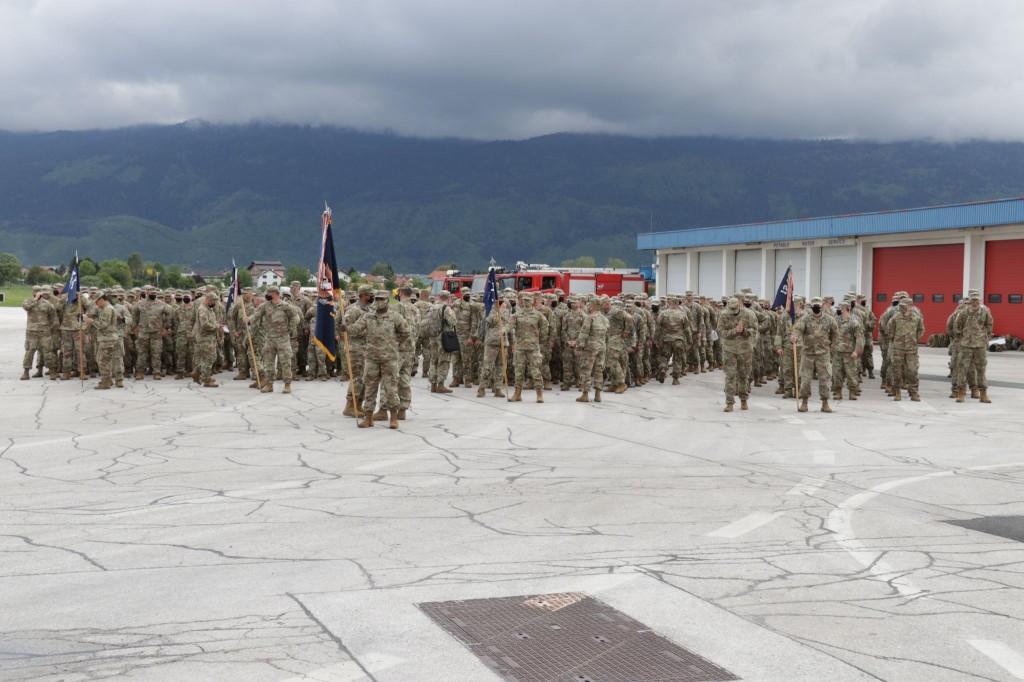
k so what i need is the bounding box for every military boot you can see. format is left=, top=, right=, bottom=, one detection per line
left=388, top=410, right=399, bottom=430
left=373, top=407, right=387, bottom=421
left=949, top=387, right=957, bottom=399
left=832, top=390, right=842, bottom=401
left=234, top=369, right=249, bottom=381
left=32, top=368, right=43, bottom=378
left=20, top=369, right=29, bottom=380
left=536, top=388, right=544, bottom=403
left=48, top=369, right=57, bottom=380
left=152, top=372, right=162, bottom=380
left=848, top=388, right=857, bottom=401
left=798, top=398, right=809, bottom=412
left=576, top=390, right=590, bottom=403
left=94, top=379, right=112, bottom=390
left=509, top=386, right=522, bottom=402
left=174, top=372, right=184, bottom=380
left=493, top=388, right=505, bottom=398
left=868, top=369, right=875, bottom=379
left=593, top=388, right=602, bottom=403
left=909, top=390, right=920, bottom=402
left=449, top=378, right=461, bottom=388
left=357, top=413, right=374, bottom=428
left=672, top=377, right=680, bottom=386
left=282, top=382, right=292, bottom=394
left=436, top=384, right=453, bottom=394
left=955, top=388, right=966, bottom=403
left=561, top=383, right=572, bottom=391
left=980, top=389, right=991, bottom=404
left=821, top=399, right=832, bottom=413
left=543, top=381, right=553, bottom=391
left=613, top=384, right=626, bottom=394
left=260, top=383, right=274, bottom=393
left=397, top=408, right=407, bottom=420
left=775, top=386, right=785, bottom=395
left=62, top=371, right=71, bottom=381
left=203, top=379, right=219, bottom=388
left=970, top=388, right=980, bottom=399
left=342, top=402, right=356, bottom=417
left=476, top=386, right=485, bottom=398
left=740, top=398, right=748, bottom=411
left=893, top=390, right=901, bottom=401
left=723, top=401, right=734, bottom=413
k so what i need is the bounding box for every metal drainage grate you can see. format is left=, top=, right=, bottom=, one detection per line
left=946, top=515, right=1024, bottom=543
left=418, top=592, right=738, bottom=682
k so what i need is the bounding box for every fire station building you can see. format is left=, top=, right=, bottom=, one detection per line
left=637, top=197, right=1024, bottom=339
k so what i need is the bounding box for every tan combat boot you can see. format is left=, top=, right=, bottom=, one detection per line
left=970, top=388, right=980, bottom=400
left=798, top=398, right=809, bottom=412
left=613, top=384, right=626, bottom=394
left=980, top=389, right=991, bottom=404
left=740, top=398, right=748, bottom=411
left=821, top=399, right=832, bottom=413
left=833, top=390, right=842, bottom=401
left=94, top=379, right=111, bottom=390
left=357, top=413, right=374, bottom=428
left=234, top=370, right=249, bottom=381
left=576, top=390, right=590, bottom=403
left=723, top=401, right=734, bottom=412
left=342, top=402, right=356, bottom=417
left=20, top=369, right=29, bottom=380
left=397, top=408, right=407, bottom=420
left=536, top=388, right=544, bottom=403
left=672, top=377, right=680, bottom=385
left=260, top=383, right=274, bottom=393
left=62, top=371, right=71, bottom=381
left=282, top=382, right=291, bottom=394
left=848, top=388, right=857, bottom=401
left=509, top=386, right=522, bottom=402
left=115, top=379, right=124, bottom=388
left=493, top=388, right=505, bottom=398
left=372, top=407, right=387, bottom=420
left=203, top=379, right=219, bottom=388
left=388, top=410, right=399, bottom=430
left=543, top=381, right=552, bottom=391
left=893, top=390, right=901, bottom=401
left=32, top=368, right=43, bottom=378
left=909, top=391, right=920, bottom=402
left=594, top=388, right=602, bottom=403
left=436, top=384, right=453, bottom=394
left=476, top=386, right=485, bottom=398
left=152, top=372, right=162, bottom=380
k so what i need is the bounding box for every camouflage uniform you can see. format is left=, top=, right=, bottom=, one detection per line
left=655, top=297, right=693, bottom=383
left=90, top=297, right=123, bottom=388
left=451, top=288, right=477, bottom=386
left=877, top=293, right=903, bottom=390
left=133, top=286, right=172, bottom=378
left=792, top=299, right=838, bottom=408
left=249, top=287, right=300, bottom=392
left=21, top=287, right=57, bottom=379
left=604, top=300, right=631, bottom=392
left=342, top=286, right=373, bottom=407
left=560, top=298, right=585, bottom=389
left=415, top=290, right=433, bottom=377
left=59, top=293, right=85, bottom=378
left=174, top=296, right=196, bottom=378
left=510, top=292, right=548, bottom=401
left=832, top=304, right=865, bottom=399
left=396, top=293, right=420, bottom=412
left=884, top=299, right=925, bottom=400
left=194, top=294, right=221, bottom=386
left=350, top=291, right=410, bottom=425
left=477, top=299, right=511, bottom=396
left=230, top=291, right=257, bottom=379
left=717, top=298, right=758, bottom=410
left=304, top=304, right=329, bottom=380
left=428, top=294, right=457, bottom=392
left=575, top=299, right=609, bottom=399
left=538, top=294, right=556, bottom=390
left=953, top=293, right=993, bottom=402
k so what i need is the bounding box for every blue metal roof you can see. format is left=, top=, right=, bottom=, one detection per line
left=636, top=197, right=1024, bottom=251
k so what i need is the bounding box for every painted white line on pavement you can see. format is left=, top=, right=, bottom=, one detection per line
left=813, top=449, right=837, bottom=464
left=802, top=430, right=826, bottom=442
left=706, top=511, right=782, bottom=538
left=786, top=477, right=825, bottom=496
left=968, top=640, right=1024, bottom=680
left=279, top=653, right=404, bottom=682
left=826, top=461, right=1024, bottom=600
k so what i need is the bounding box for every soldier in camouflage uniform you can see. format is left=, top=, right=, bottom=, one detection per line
left=59, top=287, right=85, bottom=379
left=946, top=300, right=965, bottom=398
left=84, top=292, right=123, bottom=389
left=192, top=291, right=221, bottom=387
left=878, top=291, right=904, bottom=393
left=537, top=293, right=556, bottom=390
left=230, top=288, right=256, bottom=380
left=857, top=294, right=876, bottom=378
left=172, top=291, right=195, bottom=379
left=954, top=290, right=993, bottom=403
left=392, top=287, right=420, bottom=418
left=718, top=296, right=758, bottom=411
left=551, top=290, right=568, bottom=385
left=774, top=296, right=804, bottom=399
left=832, top=302, right=864, bottom=400
left=510, top=292, right=548, bottom=402
left=133, top=285, right=171, bottom=379
left=428, top=290, right=457, bottom=394
left=604, top=298, right=631, bottom=393
left=470, top=293, right=486, bottom=386
left=248, top=285, right=299, bottom=394
left=792, top=296, right=838, bottom=412
left=560, top=296, right=585, bottom=390
left=350, top=290, right=410, bottom=429
left=450, top=287, right=476, bottom=387
left=655, top=295, right=693, bottom=384
left=21, top=286, right=58, bottom=380
left=884, top=297, right=925, bottom=401
left=341, top=285, right=373, bottom=411
left=575, top=296, right=609, bottom=402
left=415, top=288, right=433, bottom=378
left=477, top=295, right=511, bottom=398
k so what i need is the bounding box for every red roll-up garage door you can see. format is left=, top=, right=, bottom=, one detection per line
left=984, top=239, right=1024, bottom=339
left=872, top=243, right=963, bottom=341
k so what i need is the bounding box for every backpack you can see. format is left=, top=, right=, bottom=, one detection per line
left=439, top=308, right=461, bottom=353
left=419, top=305, right=442, bottom=337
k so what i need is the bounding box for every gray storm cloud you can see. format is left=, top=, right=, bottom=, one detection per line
left=2, top=0, right=1022, bottom=140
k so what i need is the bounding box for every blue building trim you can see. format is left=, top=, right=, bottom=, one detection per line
left=636, top=197, right=1024, bottom=251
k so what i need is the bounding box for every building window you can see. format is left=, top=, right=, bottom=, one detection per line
left=989, top=293, right=1002, bottom=304
left=541, top=276, right=558, bottom=290
left=953, top=293, right=963, bottom=303
left=912, top=293, right=924, bottom=303
left=1010, top=294, right=1023, bottom=304
left=876, top=293, right=887, bottom=302
left=932, top=294, right=944, bottom=303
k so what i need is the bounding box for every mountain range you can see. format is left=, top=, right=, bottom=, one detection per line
left=2, top=122, right=1024, bottom=272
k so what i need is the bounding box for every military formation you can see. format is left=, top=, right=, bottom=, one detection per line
left=20, top=280, right=996, bottom=421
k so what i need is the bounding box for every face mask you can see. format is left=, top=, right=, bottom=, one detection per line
left=811, top=305, right=821, bottom=314
left=148, top=294, right=157, bottom=300
left=374, top=299, right=388, bottom=311
left=550, top=301, right=557, bottom=309
left=207, top=301, right=215, bottom=308
left=892, top=300, right=899, bottom=307
left=652, top=306, right=660, bottom=313
left=463, top=295, right=470, bottom=302
left=265, top=294, right=273, bottom=301
left=743, top=300, right=752, bottom=308
left=559, top=297, right=565, bottom=303
left=183, top=297, right=191, bottom=303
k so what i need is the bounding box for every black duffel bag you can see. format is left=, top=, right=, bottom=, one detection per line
left=440, top=308, right=460, bottom=353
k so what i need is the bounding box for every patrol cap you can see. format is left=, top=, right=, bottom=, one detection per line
left=357, top=284, right=373, bottom=295
left=839, top=301, right=851, bottom=310
left=899, top=297, right=912, bottom=307
left=437, top=290, right=451, bottom=300
left=810, top=296, right=823, bottom=305
left=684, top=290, right=694, bottom=296
left=967, top=288, right=980, bottom=297
left=266, top=285, right=280, bottom=294
left=204, top=290, right=217, bottom=301
left=373, top=289, right=389, bottom=299
left=32, top=285, right=42, bottom=292
left=460, top=287, right=470, bottom=294
left=242, top=286, right=253, bottom=294
left=968, top=291, right=981, bottom=300
left=290, top=280, right=302, bottom=287
left=282, top=291, right=292, bottom=298
left=142, top=284, right=153, bottom=291
left=554, top=288, right=565, bottom=296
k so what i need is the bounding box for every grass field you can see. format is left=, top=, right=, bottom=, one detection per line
left=0, top=284, right=32, bottom=307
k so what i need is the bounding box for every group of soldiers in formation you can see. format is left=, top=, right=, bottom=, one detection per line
left=20, top=278, right=995, bottom=426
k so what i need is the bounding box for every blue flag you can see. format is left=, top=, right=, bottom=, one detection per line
left=63, top=253, right=80, bottom=305
left=483, top=267, right=498, bottom=316
left=313, top=205, right=341, bottom=362
left=771, top=265, right=796, bottom=322
left=226, top=260, right=240, bottom=312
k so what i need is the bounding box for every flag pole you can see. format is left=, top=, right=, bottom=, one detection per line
left=499, top=308, right=509, bottom=393
left=239, top=297, right=262, bottom=389
left=77, top=294, right=85, bottom=384
left=337, top=297, right=361, bottom=418
left=792, top=339, right=799, bottom=404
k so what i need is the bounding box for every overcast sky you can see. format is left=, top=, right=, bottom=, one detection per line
left=2, top=0, right=1023, bottom=140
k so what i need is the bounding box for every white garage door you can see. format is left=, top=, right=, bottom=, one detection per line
left=698, top=250, right=723, bottom=298
left=665, top=254, right=687, bottom=294
left=774, top=248, right=807, bottom=297
left=820, top=245, right=857, bottom=303
left=734, top=249, right=761, bottom=295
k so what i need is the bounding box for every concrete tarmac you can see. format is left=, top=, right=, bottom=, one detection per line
left=1, top=307, right=1023, bottom=681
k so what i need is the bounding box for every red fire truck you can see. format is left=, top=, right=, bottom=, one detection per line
left=469, top=265, right=646, bottom=297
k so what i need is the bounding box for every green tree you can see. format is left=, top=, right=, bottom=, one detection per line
left=221, top=269, right=253, bottom=288
left=370, top=262, right=395, bottom=279
left=25, top=265, right=50, bottom=285
left=560, top=256, right=596, bottom=268
left=80, top=275, right=102, bottom=288
left=126, top=252, right=144, bottom=280
left=97, top=272, right=117, bottom=287
left=606, top=257, right=628, bottom=268
left=410, top=277, right=427, bottom=289
left=163, top=265, right=183, bottom=288
left=285, top=265, right=312, bottom=286
left=99, top=259, right=133, bottom=287
left=79, top=259, right=98, bottom=277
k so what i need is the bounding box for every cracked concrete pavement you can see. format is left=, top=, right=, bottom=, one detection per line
left=1, top=307, right=1024, bottom=681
